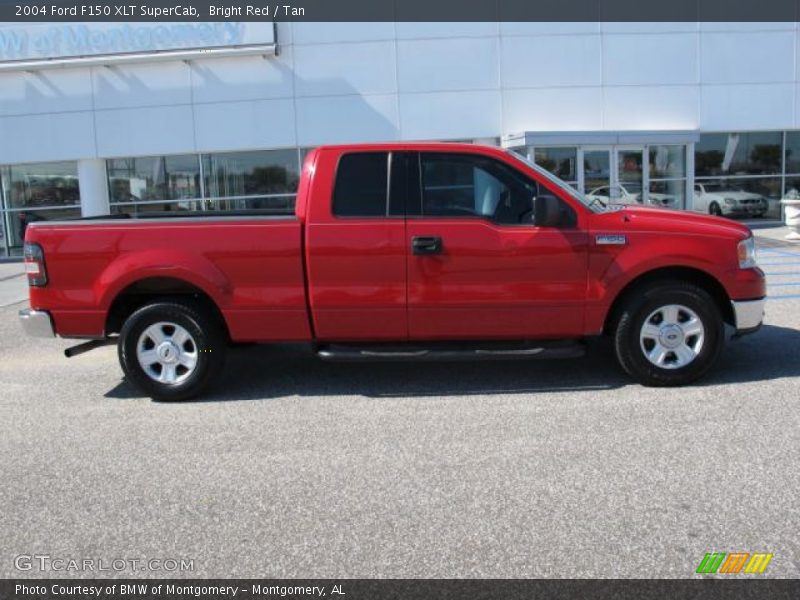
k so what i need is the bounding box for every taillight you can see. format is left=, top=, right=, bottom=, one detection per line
left=23, top=242, right=47, bottom=286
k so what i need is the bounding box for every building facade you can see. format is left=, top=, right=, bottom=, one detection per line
left=1, top=21, right=800, bottom=255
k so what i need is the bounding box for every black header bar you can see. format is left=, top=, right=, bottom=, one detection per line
left=2, top=579, right=800, bottom=600
left=2, top=0, right=800, bottom=22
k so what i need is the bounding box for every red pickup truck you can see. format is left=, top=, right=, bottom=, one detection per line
left=19, top=143, right=766, bottom=400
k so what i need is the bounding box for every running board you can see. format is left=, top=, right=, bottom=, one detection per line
left=316, top=340, right=585, bottom=362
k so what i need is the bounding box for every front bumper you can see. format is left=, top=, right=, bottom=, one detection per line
left=731, top=298, right=765, bottom=335
left=724, top=207, right=765, bottom=216
left=19, top=308, right=55, bottom=338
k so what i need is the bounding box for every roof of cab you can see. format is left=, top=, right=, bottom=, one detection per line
left=313, top=142, right=508, bottom=155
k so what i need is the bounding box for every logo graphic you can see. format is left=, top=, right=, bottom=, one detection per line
left=696, top=552, right=773, bottom=574
left=595, top=234, right=627, bottom=245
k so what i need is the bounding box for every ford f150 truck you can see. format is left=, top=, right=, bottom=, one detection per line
left=19, top=143, right=766, bottom=401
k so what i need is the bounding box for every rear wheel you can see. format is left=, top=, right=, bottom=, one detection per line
left=613, top=282, right=724, bottom=386
left=119, top=300, right=226, bottom=401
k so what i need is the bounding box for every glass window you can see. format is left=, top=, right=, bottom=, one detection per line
left=109, top=201, right=195, bottom=216
left=107, top=155, right=200, bottom=204
left=785, top=177, right=800, bottom=198
left=693, top=177, right=780, bottom=219
left=534, top=147, right=578, bottom=184
left=695, top=132, right=781, bottom=177
left=203, top=149, right=299, bottom=211
left=332, top=153, right=389, bottom=217
left=784, top=132, right=800, bottom=174
left=4, top=206, right=82, bottom=251
left=649, top=145, right=686, bottom=179
left=2, top=162, right=80, bottom=209
left=420, top=153, right=537, bottom=224
left=618, top=149, right=643, bottom=189
left=584, top=150, right=610, bottom=193
left=299, top=147, right=315, bottom=169
left=648, top=180, right=685, bottom=210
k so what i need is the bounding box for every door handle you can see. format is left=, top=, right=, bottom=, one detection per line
left=412, top=236, right=443, bottom=256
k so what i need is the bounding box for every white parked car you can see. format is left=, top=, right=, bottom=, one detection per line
left=586, top=184, right=676, bottom=208
left=693, top=183, right=767, bottom=218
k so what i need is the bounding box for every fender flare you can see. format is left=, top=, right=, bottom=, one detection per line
left=95, top=249, right=232, bottom=312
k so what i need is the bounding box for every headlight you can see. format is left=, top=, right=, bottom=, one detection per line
left=724, top=197, right=737, bottom=205
left=737, top=236, right=757, bottom=269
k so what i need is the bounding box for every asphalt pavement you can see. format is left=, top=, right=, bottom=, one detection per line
left=1, top=230, right=798, bottom=579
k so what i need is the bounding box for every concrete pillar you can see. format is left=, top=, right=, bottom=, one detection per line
left=78, top=159, right=110, bottom=217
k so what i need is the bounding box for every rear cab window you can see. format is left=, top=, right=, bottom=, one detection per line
left=332, top=153, right=389, bottom=217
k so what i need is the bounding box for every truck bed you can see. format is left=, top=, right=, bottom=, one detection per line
left=25, top=216, right=312, bottom=341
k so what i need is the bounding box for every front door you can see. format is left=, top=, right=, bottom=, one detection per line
left=581, top=146, right=645, bottom=204
left=583, top=149, right=611, bottom=194
left=406, top=151, right=589, bottom=340
left=615, top=146, right=644, bottom=204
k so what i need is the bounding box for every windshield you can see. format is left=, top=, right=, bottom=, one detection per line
left=505, top=150, right=604, bottom=212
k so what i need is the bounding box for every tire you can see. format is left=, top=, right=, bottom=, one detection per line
left=613, top=281, right=724, bottom=387
left=118, top=300, right=227, bottom=401
left=708, top=202, right=722, bottom=216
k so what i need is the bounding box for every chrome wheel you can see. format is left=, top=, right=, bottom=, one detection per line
left=136, top=322, right=198, bottom=384
left=639, top=304, right=705, bottom=370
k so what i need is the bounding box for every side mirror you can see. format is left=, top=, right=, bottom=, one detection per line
left=533, top=194, right=563, bottom=228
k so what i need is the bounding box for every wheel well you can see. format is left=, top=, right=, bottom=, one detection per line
left=603, top=267, right=735, bottom=334
left=105, top=277, right=229, bottom=339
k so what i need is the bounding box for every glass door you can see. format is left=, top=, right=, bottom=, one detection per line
left=526, top=140, right=691, bottom=212
left=582, top=149, right=611, bottom=196
left=615, top=147, right=644, bottom=205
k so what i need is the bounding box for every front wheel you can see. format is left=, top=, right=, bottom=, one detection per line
left=613, top=282, right=724, bottom=386
left=119, top=300, right=227, bottom=401
left=708, top=202, right=723, bottom=216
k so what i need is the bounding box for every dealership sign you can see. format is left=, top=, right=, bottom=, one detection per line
left=0, top=22, right=275, bottom=67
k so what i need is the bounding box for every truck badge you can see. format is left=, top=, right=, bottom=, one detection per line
left=596, top=234, right=627, bottom=245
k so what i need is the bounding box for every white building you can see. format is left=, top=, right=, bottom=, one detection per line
left=1, top=21, right=799, bottom=255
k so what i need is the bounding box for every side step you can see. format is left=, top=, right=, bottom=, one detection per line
left=316, top=340, right=585, bottom=362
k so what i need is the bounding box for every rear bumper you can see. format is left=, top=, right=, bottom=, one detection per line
left=731, top=298, right=765, bottom=335
left=19, top=308, right=55, bottom=338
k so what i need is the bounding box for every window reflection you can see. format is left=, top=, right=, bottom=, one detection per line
left=4, top=207, right=82, bottom=252
left=534, top=147, right=578, bottom=185
left=2, top=163, right=80, bottom=209
left=784, top=133, right=800, bottom=174
left=107, top=150, right=300, bottom=215
left=107, top=155, right=201, bottom=207
left=695, top=132, right=781, bottom=177
left=692, top=177, right=780, bottom=219
left=648, top=180, right=685, bottom=210
left=202, top=149, right=299, bottom=211
left=649, top=146, right=686, bottom=179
